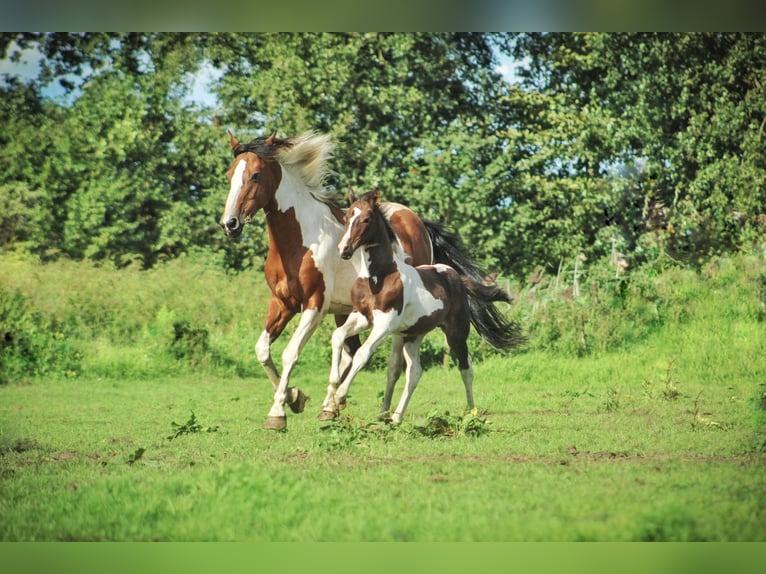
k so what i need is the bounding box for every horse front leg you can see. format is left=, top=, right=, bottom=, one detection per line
left=256, top=297, right=294, bottom=389
left=320, top=312, right=369, bottom=420
left=334, top=314, right=361, bottom=384
left=256, top=297, right=310, bottom=416
left=331, top=321, right=393, bottom=417
left=263, top=308, right=325, bottom=430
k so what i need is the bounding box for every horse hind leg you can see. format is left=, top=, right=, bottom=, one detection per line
left=445, top=330, right=475, bottom=412
left=391, top=336, right=424, bottom=424
left=380, top=335, right=404, bottom=420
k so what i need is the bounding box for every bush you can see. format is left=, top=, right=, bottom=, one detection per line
left=507, top=251, right=766, bottom=357
left=0, top=289, right=82, bottom=383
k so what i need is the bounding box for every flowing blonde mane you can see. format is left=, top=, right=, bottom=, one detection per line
left=277, top=132, right=338, bottom=202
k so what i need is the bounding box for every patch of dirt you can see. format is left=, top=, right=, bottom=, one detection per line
left=1, top=438, right=42, bottom=454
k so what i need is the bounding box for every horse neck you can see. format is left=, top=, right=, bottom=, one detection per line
left=264, top=166, right=338, bottom=249
left=361, top=215, right=399, bottom=282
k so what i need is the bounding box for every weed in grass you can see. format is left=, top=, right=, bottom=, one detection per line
left=126, top=447, right=146, bottom=465
left=689, top=392, right=728, bottom=431
left=167, top=411, right=219, bottom=441
left=318, top=416, right=394, bottom=450
left=598, top=388, right=621, bottom=413
left=636, top=506, right=706, bottom=541
left=642, top=358, right=683, bottom=401
left=412, top=409, right=491, bottom=438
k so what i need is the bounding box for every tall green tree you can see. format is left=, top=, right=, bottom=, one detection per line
left=512, top=32, right=766, bottom=266
left=1, top=33, right=239, bottom=268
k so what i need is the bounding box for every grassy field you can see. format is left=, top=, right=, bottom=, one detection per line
left=1, top=253, right=765, bottom=541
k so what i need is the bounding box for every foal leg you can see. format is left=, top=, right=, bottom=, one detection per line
left=391, top=336, right=424, bottom=424
left=334, top=314, right=361, bottom=383
left=381, top=335, right=404, bottom=418
left=320, top=312, right=369, bottom=420
left=331, top=321, right=394, bottom=415
left=445, top=325, right=475, bottom=411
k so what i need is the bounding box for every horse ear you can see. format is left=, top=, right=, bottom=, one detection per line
left=371, top=188, right=381, bottom=205
left=265, top=131, right=277, bottom=145
left=228, top=130, right=240, bottom=150
left=347, top=187, right=357, bottom=204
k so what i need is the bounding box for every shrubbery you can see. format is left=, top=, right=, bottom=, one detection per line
left=1, top=249, right=764, bottom=383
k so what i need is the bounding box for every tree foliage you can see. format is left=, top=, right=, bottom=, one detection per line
left=1, top=32, right=764, bottom=277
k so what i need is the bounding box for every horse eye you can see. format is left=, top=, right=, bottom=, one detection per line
left=250, top=172, right=261, bottom=183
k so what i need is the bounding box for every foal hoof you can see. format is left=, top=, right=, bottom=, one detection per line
left=317, top=410, right=337, bottom=422
left=287, top=388, right=309, bottom=414
left=263, top=416, right=287, bottom=431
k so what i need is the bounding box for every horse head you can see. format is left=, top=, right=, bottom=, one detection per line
left=338, top=188, right=382, bottom=259
left=220, top=131, right=284, bottom=238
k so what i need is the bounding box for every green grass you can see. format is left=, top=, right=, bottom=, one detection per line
left=1, top=252, right=765, bottom=540
left=1, top=325, right=764, bottom=541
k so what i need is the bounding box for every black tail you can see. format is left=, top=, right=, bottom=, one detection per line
left=461, top=277, right=523, bottom=351
left=424, top=219, right=522, bottom=351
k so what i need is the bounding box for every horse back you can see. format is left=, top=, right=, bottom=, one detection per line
left=380, top=202, right=432, bottom=266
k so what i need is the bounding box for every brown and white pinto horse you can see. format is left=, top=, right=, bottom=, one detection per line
left=221, top=132, right=434, bottom=430
left=322, top=189, right=519, bottom=424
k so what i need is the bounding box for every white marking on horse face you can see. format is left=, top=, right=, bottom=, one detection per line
left=338, top=207, right=362, bottom=256
left=222, top=159, right=247, bottom=224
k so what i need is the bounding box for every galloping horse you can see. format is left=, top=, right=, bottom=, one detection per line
left=221, top=132, right=435, bottom=430
left=321, top=189, right=519, bottom=423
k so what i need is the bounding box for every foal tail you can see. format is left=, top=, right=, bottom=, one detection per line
left=424, top=219, right=523, bottom=351
left=462, top=276, right=523, bottom=351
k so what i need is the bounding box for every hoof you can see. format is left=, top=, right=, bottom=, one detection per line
left=317, top=410, right=337, bottom=421
left=263, top=416, right=287, bottom=431
left=337, top=396, right=347, bottom=411
left=287, top=388, right=309, bottom=414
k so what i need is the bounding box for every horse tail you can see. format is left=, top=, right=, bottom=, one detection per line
left=424, top=219, right=487, bottom=285
left=424, top=219, right=522, bottom=351
left=461, top=276, right=523, bottom=351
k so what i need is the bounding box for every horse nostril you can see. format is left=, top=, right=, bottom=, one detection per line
left=225, top=218, right=239, bottom=231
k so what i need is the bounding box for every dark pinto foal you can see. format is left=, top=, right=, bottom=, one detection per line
left=320, top=189, right=517, bottom=424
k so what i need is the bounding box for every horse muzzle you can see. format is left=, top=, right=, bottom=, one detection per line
left=221, top=217, right=243, bottom=238
left=339, top=245, right=355, bottom=260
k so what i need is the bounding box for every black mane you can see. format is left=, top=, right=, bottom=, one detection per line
left=232, top=135, right=293, bottom=160
left=357, top=191, right=396, bottom=246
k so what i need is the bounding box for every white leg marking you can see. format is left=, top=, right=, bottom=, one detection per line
left=267, top=309, right=324, bottom=418
left=382, top=335, right=404, bottom=414
left=255, top=329, right=280, bottom=389
left=461, top=358, right=475, bottom=411
left=391, top=337, right=424, bottom=424
left=333, top=319, right=393, bottom=407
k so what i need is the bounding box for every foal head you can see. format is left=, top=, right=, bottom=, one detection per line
left=338, top=188, right=395, bottom=260
left=220, top=132, right=287, bottom=238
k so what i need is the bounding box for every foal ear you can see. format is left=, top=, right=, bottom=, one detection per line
left=228, top=130, right=240, bottom=150
left=370, top=187, right=381, bottom=205
left=347, top=187, right=357, bottom=204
